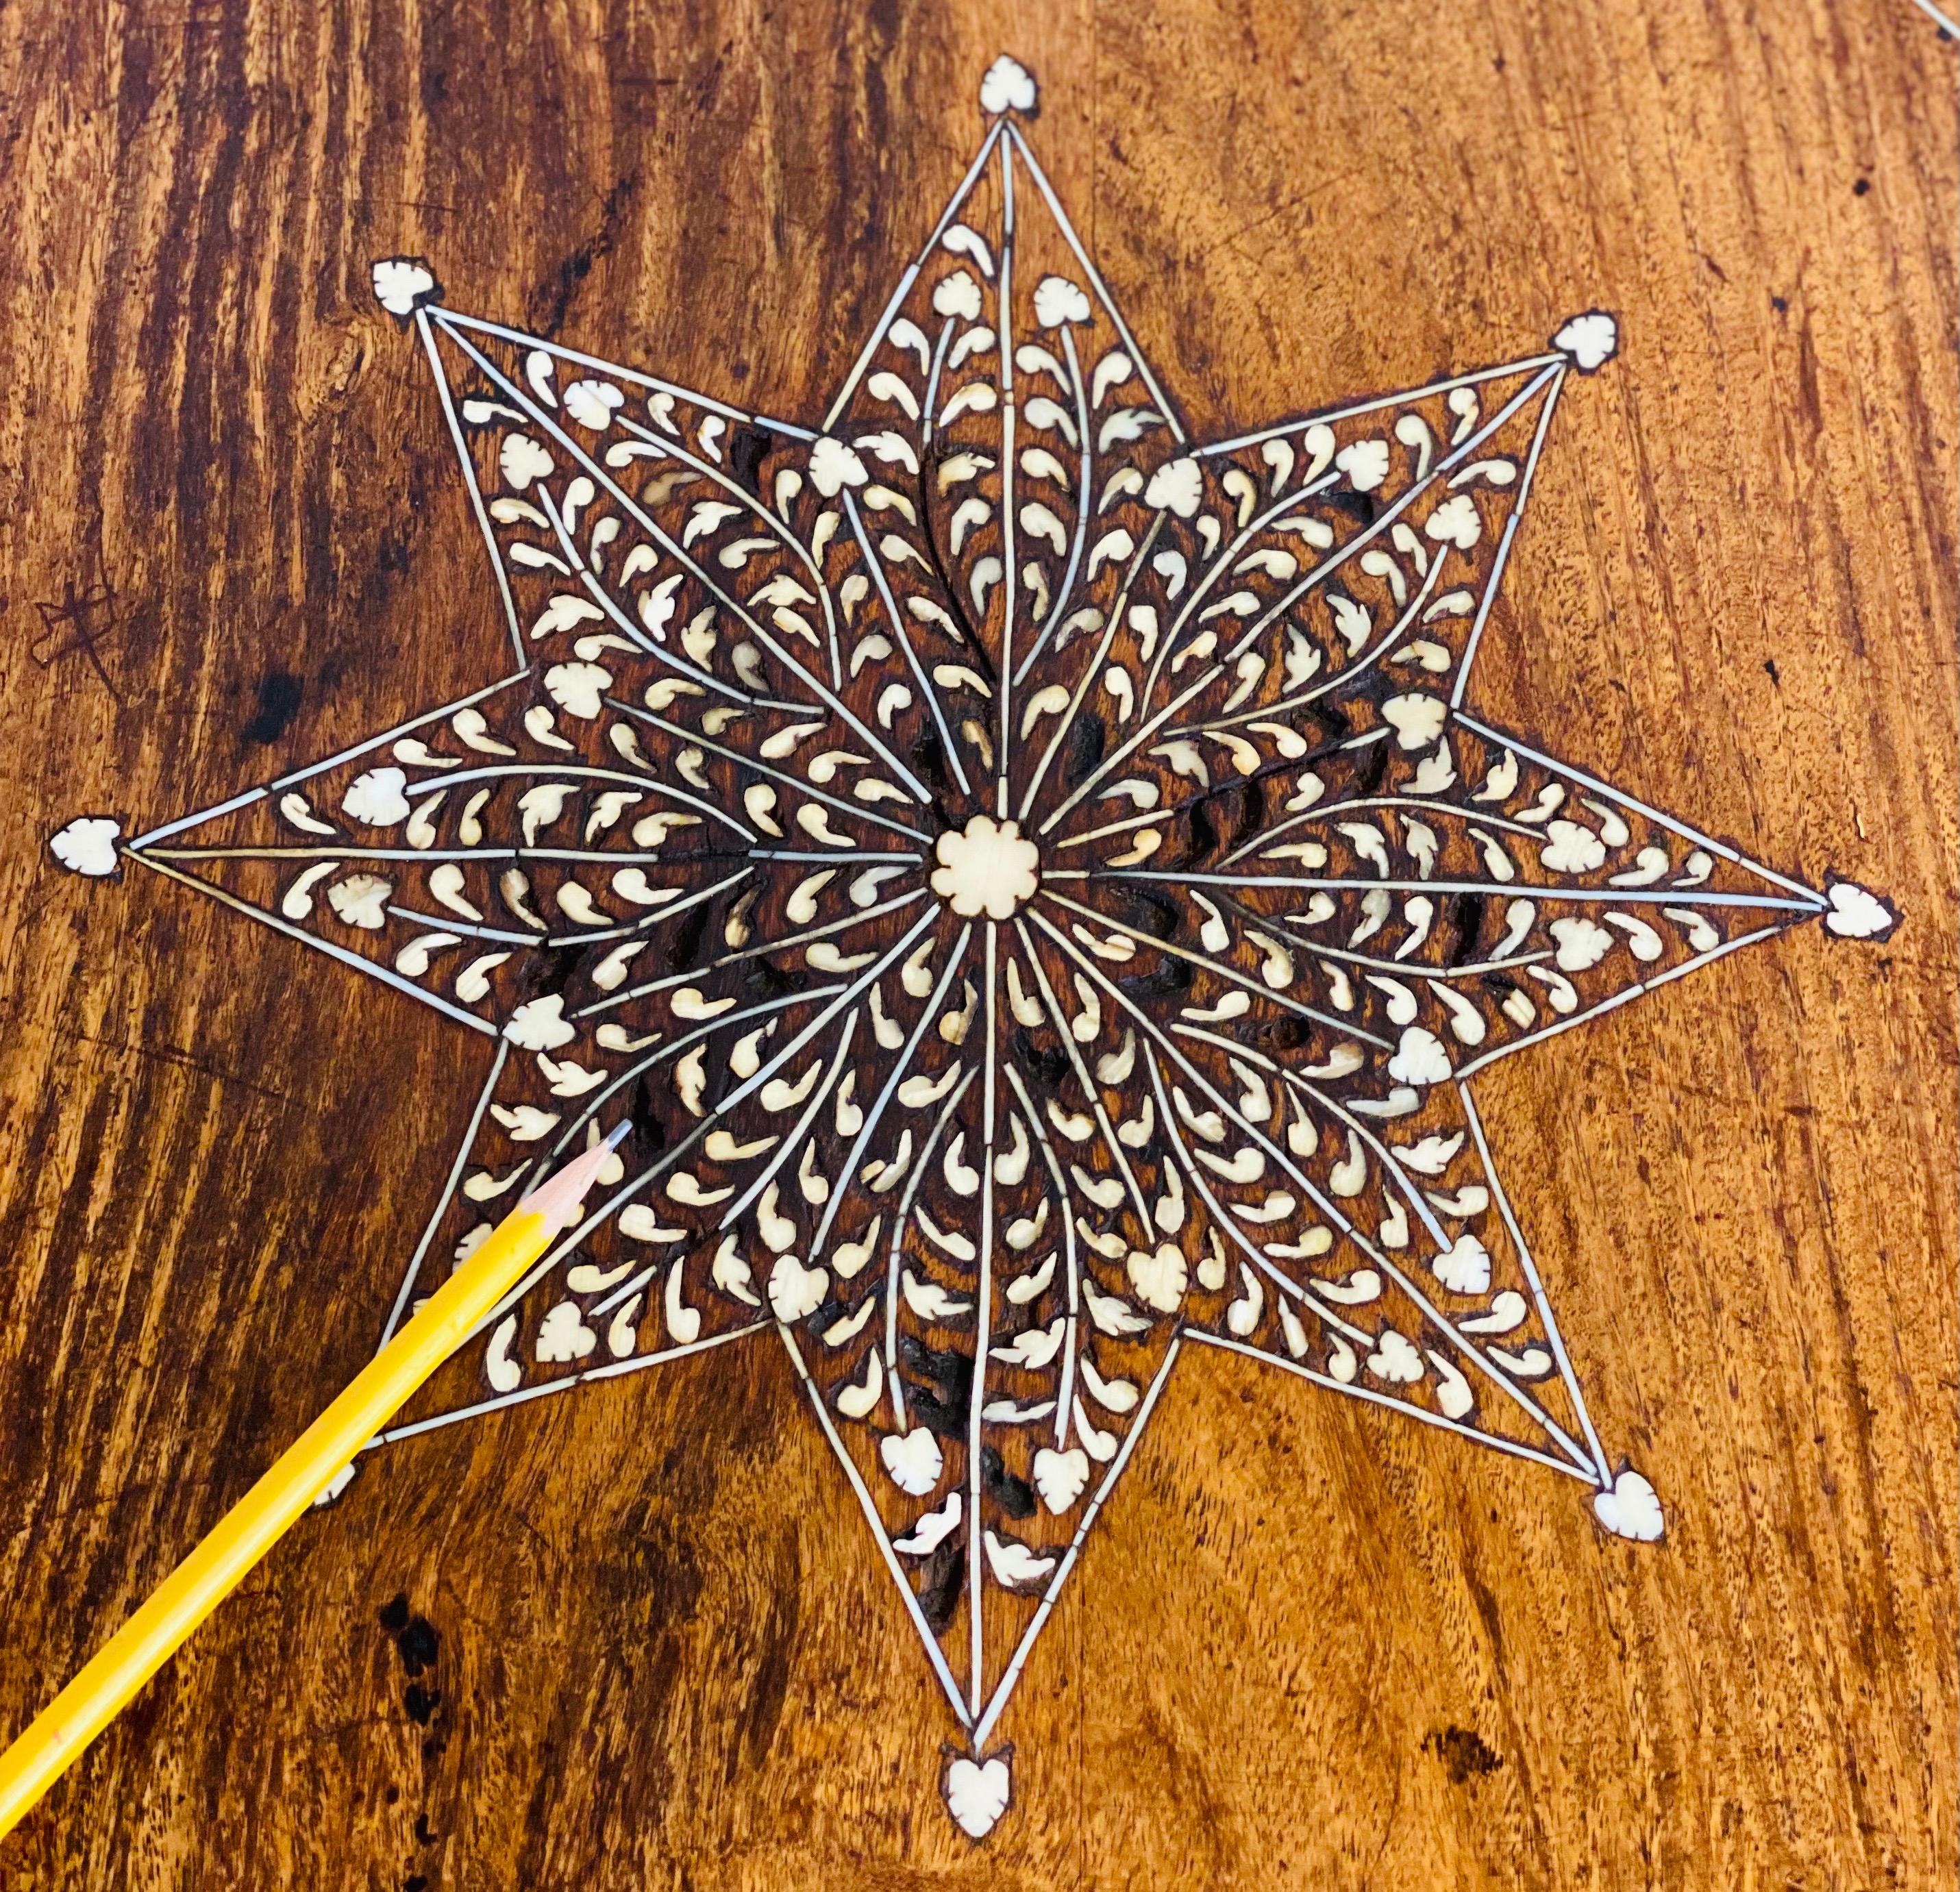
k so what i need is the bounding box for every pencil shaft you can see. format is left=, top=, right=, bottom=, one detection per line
left=0, top=1204, right=552, bottom=1842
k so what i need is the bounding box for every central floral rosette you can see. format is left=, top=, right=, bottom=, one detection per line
left=930, top=814, right=1039, bottom=919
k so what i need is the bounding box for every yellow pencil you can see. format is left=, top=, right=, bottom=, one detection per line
left=0, top=1120, right=630, bottom=1843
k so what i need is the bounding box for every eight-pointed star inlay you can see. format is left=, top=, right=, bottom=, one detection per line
left=50, top=54, right=1898, bottom=1839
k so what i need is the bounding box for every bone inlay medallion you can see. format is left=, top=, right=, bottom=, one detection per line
left=932, top=814, right=1040, bottom=919
left=50, top=53, right=1898, bottom=1839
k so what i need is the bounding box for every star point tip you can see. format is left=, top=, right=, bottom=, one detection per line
left=1821, top=877, right=1898, bottom=941
left=49, top=814, right=122, bottom=877
left=310, top=1459, right=361, bottom=1509
left=1552, top=308, right=1619, bottom=372
left=1592, top=1465, right=1664, bottom=1541
left=371, top=256, right=443, bottom=319
left=980, top=53, right=1037, bottom=117
left=944, top=1749, right=1013, bottom=1837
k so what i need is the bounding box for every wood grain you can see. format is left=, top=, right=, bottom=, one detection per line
left=0, top=1, right=1952, bottom=1886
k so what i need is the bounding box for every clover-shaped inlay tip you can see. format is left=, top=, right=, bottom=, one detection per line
left=979, top=53, right=1037, bottom=116
left=944, top=1751, right=1013, bottom=1838
left=1592, top=1467, right=1665, bottom=1542
left=1553, top=309, right=1619, bottom=372
left=49, top=815, right=121, bottom=877
left=371, top=256, right=442, bottom=318
left=1822, top=878, right=1898, bottom=941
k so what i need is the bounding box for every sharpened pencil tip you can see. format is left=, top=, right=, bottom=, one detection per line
left=519, top=1123, right=630, bottom=1235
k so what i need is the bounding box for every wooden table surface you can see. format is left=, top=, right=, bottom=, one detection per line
left=1, top=1, right=1952, bottom=1885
